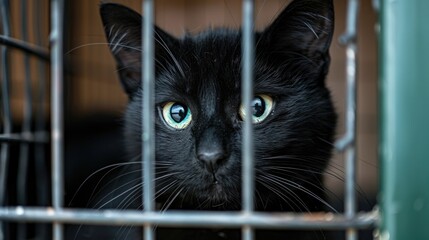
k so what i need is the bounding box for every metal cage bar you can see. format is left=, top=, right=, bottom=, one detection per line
left=34, top=1, right=50, bottom=239
left=0, top=0, right=12, bottom=239
left=0, top=36, right=50, bottom=60
left=142, top=0, right=156, bottom=239
left=0, top=0, right=13, bottom=201
left=241, top=0, right=255, bottom=240
left=0, top=207, right=378, bottom=229
left=50, top=0, right=65, bottom=239
left=16, top=0, right=34, bottom=238
left=335, top=0, right=360, bottom=239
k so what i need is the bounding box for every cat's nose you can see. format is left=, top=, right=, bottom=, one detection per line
left=197, top=149, right=226, bottom=173
left=197, top=126, right=229, bottom=173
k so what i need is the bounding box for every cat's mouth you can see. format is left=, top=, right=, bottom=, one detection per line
left=207, top=176, right=231, bottom=199
left=207, top=174, right=222, bottom=191
left=212, top=173, right=219, bottom=185
left=211, top=180, right=222, bottom=190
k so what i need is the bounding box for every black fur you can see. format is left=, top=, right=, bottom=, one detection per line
left=70, top=1, right=337, bottom=239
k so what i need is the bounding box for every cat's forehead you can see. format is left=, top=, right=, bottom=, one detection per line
left=162, top=31, right=241, bottom=87
left=189, top=29, right=241, bottom=48
left=183, top=29, right=242, bottom=65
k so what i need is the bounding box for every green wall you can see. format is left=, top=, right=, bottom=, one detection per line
left=380, top=0, right=429, bottom=239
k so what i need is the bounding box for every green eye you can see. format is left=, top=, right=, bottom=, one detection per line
left=239, top=94, right=273, bottom=124
left=162, top=102, right=192, bottom=129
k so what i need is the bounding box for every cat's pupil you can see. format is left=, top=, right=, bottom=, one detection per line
left=170, top=103, right=188, bottom=123
left=252, top=96, right=266, bottom=117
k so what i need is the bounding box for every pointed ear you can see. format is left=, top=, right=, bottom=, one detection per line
left=260, top=0, right=334, bottom=73
left=99, top=3, right=178, bottom=97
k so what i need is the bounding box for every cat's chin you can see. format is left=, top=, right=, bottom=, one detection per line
left=195, top=181, right=239, bottom=210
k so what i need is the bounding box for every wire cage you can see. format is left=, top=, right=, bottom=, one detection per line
left=4, top=0, right=427, bottom=239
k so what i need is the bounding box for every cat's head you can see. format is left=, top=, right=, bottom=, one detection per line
left=100, top=0, right=336, bottom=211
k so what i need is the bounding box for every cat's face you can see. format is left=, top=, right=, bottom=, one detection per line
left=100, top=0, right=336, bottom=211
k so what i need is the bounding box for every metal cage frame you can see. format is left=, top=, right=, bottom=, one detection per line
left=0, top=0, right=381, bottom=240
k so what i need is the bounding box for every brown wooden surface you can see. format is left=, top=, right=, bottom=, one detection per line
left=6, top=0, right=50, bottom=121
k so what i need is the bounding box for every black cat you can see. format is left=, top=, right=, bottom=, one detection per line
left=68, top=0, right=337, bottom=239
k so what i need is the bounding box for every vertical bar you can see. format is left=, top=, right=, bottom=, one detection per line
left=344, top=147, right=357, bottom=239
left=142, top=0, right=155, bottom=239
left=35, top=1, right=49, bottom=238
left=51, top=0, right=65, bottom=239
left=380, top=0, right=429, bottom=239
left=17, top=1, right=33, bottom=239
left=17, top=0, right=33, bottom=202
left=0, top=1, right=12, bottom=239
left=241, top=0, right=254, bottom=240
left=335, top=0, right=359, bottom=240
left=35, top=0, right=49, bottom=208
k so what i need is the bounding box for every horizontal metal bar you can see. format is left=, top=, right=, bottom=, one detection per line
left=0, top=35, right=49, bottom=61
left=0, top=207, right=379, bottom=230
left=0, top=132, right=49, bottom=143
